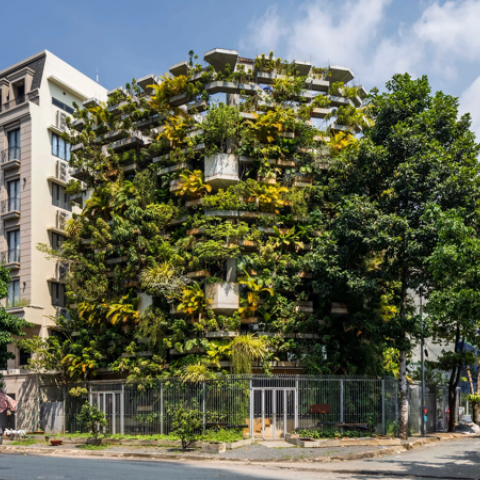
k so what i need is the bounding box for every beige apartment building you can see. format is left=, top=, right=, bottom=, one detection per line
left=0, top=51, right=107, bottom=428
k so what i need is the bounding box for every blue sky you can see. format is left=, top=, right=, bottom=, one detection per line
left=4, top=0, right=480, bottom=134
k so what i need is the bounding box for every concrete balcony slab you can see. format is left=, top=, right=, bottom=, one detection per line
left=204, top=48, right=238, bottom=72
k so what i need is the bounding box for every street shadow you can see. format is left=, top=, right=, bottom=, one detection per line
left=347, top=438, right=480, bottom=479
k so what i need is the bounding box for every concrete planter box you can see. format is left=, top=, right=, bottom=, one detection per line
left=157, top=163, right=191, bottom=175
left=331, top=302, right=348, bottom=314
left=205, top=81, right=258, bottom=96
left=329, top=95, right=351, bottom=107
left=256, top=71, right=276, bottom=84
left=205, top=282, right=239, bottom=313
left=204, top=153, right=240, bottom=189
left=311, top=107, right=330, bottom=119
left=169, top=93, right=189, bottom=107
left=306, top=79, right=329, bottom=92
left=202, top=441, right=226, bottom=454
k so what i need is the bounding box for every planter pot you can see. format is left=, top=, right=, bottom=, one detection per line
left=50, top=439, right=63, bottom=446
left=202, top=441, right=226, bottom=454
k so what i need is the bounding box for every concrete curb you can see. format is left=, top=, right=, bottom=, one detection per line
left=0, top=433, right=475, bottom=466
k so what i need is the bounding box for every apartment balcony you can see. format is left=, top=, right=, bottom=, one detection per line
left=1, top=198, right=20, bottom=220
left=48, top=210, right=70, bottom=235
left=1, top=250, right=20, bottom=268
left=1, top=147, right=21, bottom=171
left=204, top=81, right=258, bottom=96
left=0, top=94, right=27, bottom=114
left=47, top=262, right=69, bottom=284
left=329, top=95, right=351, bottom=107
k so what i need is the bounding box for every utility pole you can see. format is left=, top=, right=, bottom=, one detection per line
left=420, top=289, right=426, bottom=436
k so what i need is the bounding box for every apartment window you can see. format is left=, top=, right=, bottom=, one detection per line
left=7, top=128, right=20, bottom=161
left=7, top=230, right=20, bottom=263
left=51, top=133, right=71, bottom=161
left=51, top=232, right=66, bottom=251
left=52, top=97, right=74, bottom=115
left=51, top=183, right=71, bottom=211
left=7, top=279, right=20, bottom=308
left=7, top=179, right=20, bottom=211
left=51, top=282, right=66, bottom=307
left=19, top=348, right=30, bottom=367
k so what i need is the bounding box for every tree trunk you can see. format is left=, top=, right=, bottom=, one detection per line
left=398, top=349, right=409, bottom=439
left=474, top=363, right=480, bottom=425
left=397, top=271, right=409, bottom=440
left=447, top=324, right=464, bottom=432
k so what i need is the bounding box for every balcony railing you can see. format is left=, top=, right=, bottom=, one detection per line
left=1, top=250, right=20, bottom=264
left=0, top=95, right=26, bottom=113
left=1, top=147, right=21, bottom=164
left=1, top=198, right=20, bottom=213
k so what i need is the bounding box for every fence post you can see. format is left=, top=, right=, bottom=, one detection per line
left=382, top=379, right=386, bottom=435
left=395, top=381, right=399, bottom=433
left=160, top=383, right=164, bottom=435
left=120, top=384, right=125, bottom=435
left=202, top=382, right=206, bottom=428
left=249, top=379, right=253, bottom=439
left=340, top=380, right=344, bottom=425
left=295, top=379, right=299, bottom=430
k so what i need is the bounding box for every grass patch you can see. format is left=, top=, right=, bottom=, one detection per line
left=78, top=444, right=109, bottom=450
left=9, top=439, right=41, bottom=446
left=296, top=429, right=373, bottom=439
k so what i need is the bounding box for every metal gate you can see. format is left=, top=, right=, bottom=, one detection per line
left=90, top=391, right=122, bottom=435
left=251, top=388, right=296, bottom=439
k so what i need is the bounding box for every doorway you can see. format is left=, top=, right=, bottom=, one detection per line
left=91, top=392, right=122, bottom=435
left=252, top=388, right=296, bottom=439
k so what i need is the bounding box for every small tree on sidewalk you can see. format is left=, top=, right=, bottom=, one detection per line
left=171, top=401, right=202, bottom=450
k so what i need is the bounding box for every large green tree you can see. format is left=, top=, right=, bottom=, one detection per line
left=315, top=74, right=480, bottom=438
left=425, top=207, right=480, bottom=430
left=0, top=265, right=31, bottom=386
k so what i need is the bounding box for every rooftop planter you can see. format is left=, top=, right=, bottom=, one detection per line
left=169, top=60, right=190, bottom=77
left=205, top=282, right=239, bottom=313
left=328, top=65, right=355, bottom=84
left=204, top=48, right=238, bottom=72
left=204, top=153, right=240, bottom=189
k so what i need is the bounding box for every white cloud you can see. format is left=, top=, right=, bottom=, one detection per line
left=240, top=0, right=480, bottom=86
left=239, top=5, right=286, bottom=54
left=459, top=75, right=480, bottom=139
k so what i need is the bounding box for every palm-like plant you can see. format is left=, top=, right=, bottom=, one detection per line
left=140, top=262, right=187, bottom=298
left=177, top=283, right=208, bottom=318
left=327, top=131, right=358, bottom=157
left=157, top=115, right=192, bottom=148
left=238, top=274, right=274, bottom=318
left=176, top=170, right=212, bottom=197
left=148, top=75, right=188, bottom=116
left=180, top=362, right=215, bottom=383
left=270, top=226, right=303, bottom=251
left=230, top=334, right=267, bottom=373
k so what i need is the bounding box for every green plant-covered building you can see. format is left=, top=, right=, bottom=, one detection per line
left=53, top=48, right=371, bottom=381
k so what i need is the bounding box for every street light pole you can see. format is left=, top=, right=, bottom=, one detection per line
left=420, top=289, right=426, bottom=436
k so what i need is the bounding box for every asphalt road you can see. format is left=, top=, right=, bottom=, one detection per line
left=0, top=437, right=479, bottom=480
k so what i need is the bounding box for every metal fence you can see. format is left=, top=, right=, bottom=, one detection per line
left=39, top=375, right=401, bottom=438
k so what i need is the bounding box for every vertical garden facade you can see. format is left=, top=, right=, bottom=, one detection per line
left=61, top=48, right=370, bottom=380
